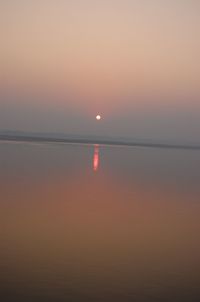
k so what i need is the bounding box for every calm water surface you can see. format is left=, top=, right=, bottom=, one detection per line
left=0, top=142, right=200, bottom=301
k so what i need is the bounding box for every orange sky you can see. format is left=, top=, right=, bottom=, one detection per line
left=0, top=1, right=200, bottom=139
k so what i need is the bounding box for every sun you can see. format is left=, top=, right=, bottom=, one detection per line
left=96, top=115, right=101, bottom=121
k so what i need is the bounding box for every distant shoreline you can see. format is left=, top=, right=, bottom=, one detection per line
left=0, top=134, right=200, bottom=150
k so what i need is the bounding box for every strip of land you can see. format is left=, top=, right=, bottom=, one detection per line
left=0, top=134, right=200, bottom=150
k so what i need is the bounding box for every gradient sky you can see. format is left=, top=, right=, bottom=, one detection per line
left=0, top=0, right=200, bottom=141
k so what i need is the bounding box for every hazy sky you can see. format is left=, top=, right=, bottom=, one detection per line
left=0, top=1, right=200, bottom=141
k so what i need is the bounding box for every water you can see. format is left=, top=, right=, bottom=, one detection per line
left=0, top=142, right=200, bottom=301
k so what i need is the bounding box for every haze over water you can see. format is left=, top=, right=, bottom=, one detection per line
left=1, top=1, right=200, bottom=300
left=1, top=1, right=200, bottom=141
left=0, top=142, right=200, bottom=301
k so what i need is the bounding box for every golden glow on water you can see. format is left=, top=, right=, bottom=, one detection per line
left=0, top=143, right=200, bottom=300
left=93, top=145, right=99, bottom=172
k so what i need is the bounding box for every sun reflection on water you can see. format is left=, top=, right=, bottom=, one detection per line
left=93, top=145, right=99, bottom=172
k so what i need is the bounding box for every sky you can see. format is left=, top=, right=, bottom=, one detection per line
left=0, top=0, right=200, bottom=142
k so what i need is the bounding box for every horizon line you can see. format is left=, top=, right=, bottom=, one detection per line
left=0, top=133, right=200, bottom=151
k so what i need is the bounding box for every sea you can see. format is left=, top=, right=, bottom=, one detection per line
left=0, top=141, right=200, bottom=301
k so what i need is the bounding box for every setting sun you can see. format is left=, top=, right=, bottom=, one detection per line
left=96, top=115, right=101, bottom=121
